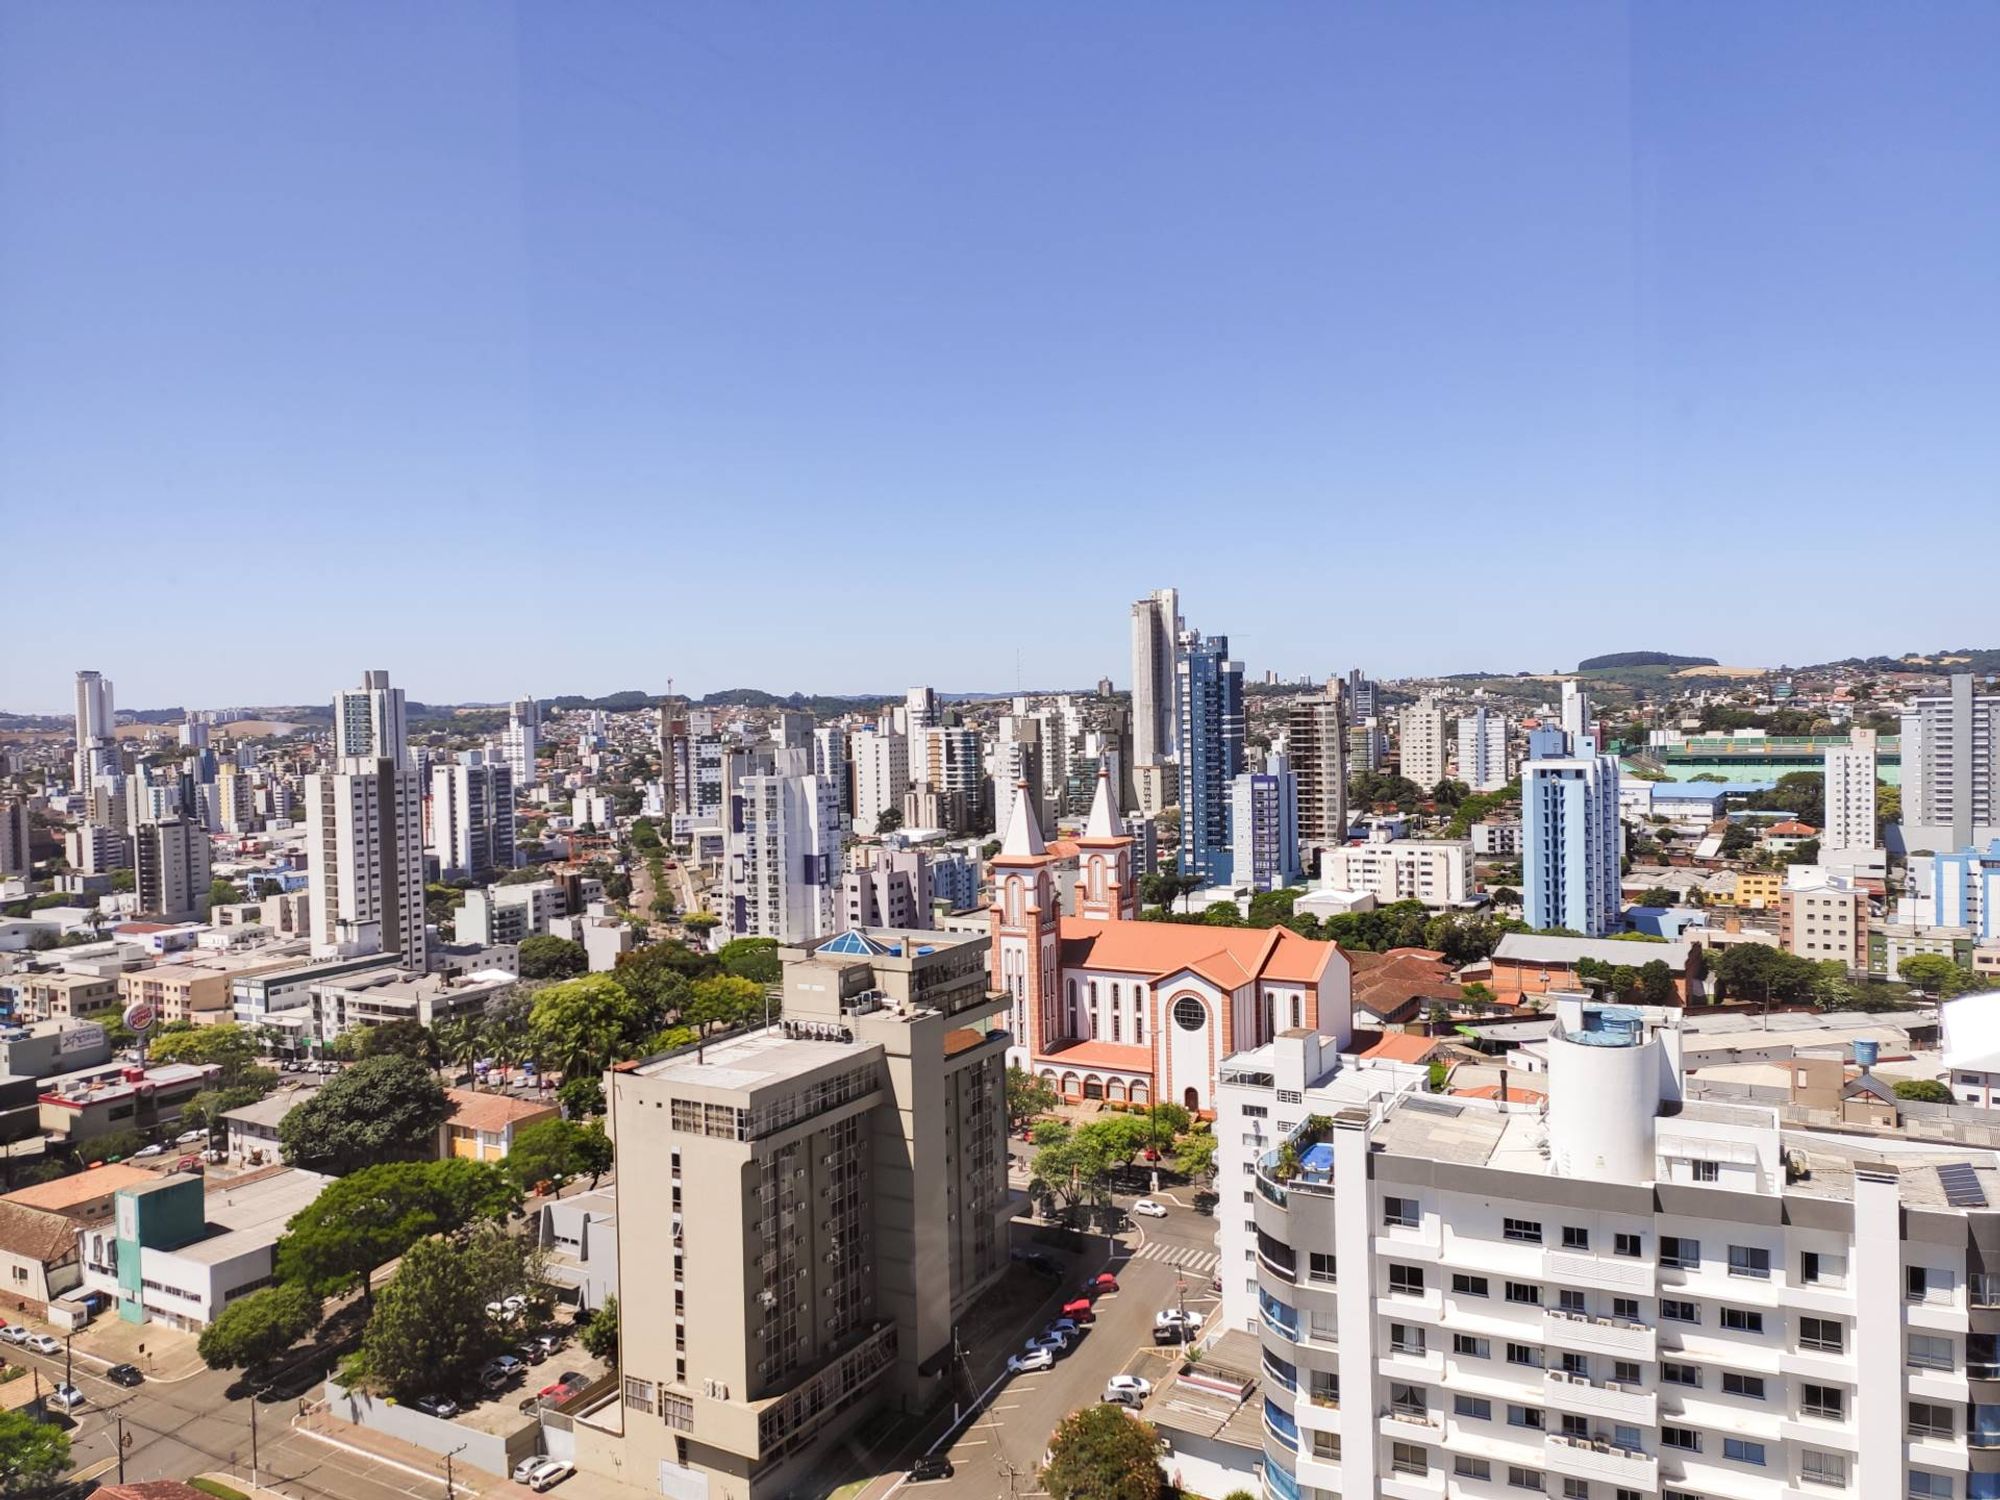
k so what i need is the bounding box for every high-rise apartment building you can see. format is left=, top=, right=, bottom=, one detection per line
left=812, top=725, right=849, bottom=816
left=1926, top=839, right=2000, bottom=941
left=1130, top=588, right=1183, bottom=767
left=849, top=729, right=909, bottom=836
left=306, top=673, right=425, bottom=969
left=1780, top=867, right=1869, bottom=972
left=332, top=670, right=409, bottom=764
left=1398, top=696, right=1449, bottom=790
left=917, top=725, right=983, bottom=833
left=429, top=751, right=516, bottom=883
left=1561, top=677, right=1596, bottom=751
left=1230, top=752, right=1301, bottom=893
left=500, top=697, right=539, bottom=786
left=1523, top=748, right=1622, bottom=938
left=1344, top=667, right=1378, bottom=724
left=1347, top=718, right=1386, bottom=775
left=1902, top=674, right=2000, bottom=853
left=1288, top=693, right=1348, bottom=852
left=837, top=847, right=934, bottom=929
left=1177, top=630, right=1244, bottom=885
left=1457, top=704, right=1512, bottom=793
left=134, top=817, right=211, bottom=923
left=1224, top=994, right=2000, bottom=1500
left=1822, top=727, right=1879, bottom=854
left=72, top=669, right=119, bottom=787
left=770, top=711, right=814, bottom=753
left=1321, top=828, right=1472, bottom=908
left=0, top=800, right=32, bottom=878
left=589, top=929, right=1009, bottom=1500
left=726, top=750, right=840, bottom=944
left=902, top=686, right=938, bottom=737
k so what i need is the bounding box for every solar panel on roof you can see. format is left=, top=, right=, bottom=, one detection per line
left=1937, top=1162, right=1987, bottom=1208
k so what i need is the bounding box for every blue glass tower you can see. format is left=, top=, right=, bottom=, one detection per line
left=1177, top=632, right=1244, bottom=884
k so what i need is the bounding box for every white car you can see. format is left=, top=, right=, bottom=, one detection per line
left=514, top=1456, right=551, bottom=1484
left=1007, top=1348, right=1056, bottom=1374
left=46, top=1383, right=85, bottom=1411
left=1131, top=1199, right=1168, bottom=1218
left=176, top=1129, right=207, bottom=1144
left=1154, top=1308, right=1205, bottom=1331
left=528, top=1460, right=574, bottom=1492
left=25, top=1334, right=60, bottom=1355
left=135, top=1145, right=164, bottom=1158
left=1104, top=1374, right=1153, bottom=1401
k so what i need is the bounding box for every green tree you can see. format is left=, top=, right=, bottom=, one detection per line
left=519, top=934, right=590, bottom=981
left=528, top=974, right=642, bottom=1078
left=146, top=1022, right=264, bottom=1084
left=1638, top=959, right=1678, bottom=1005
left=359, top=1017, right=441, bottom=1068
left=1076, top=1114, right=1151, bottom=1166
left=79, top=1129, right=146, bottom=1165
left=1144, top=1101, right=1193, bottom=1139
left=579, top=1294, right=619, bottom=1361
left=279, top=1053, right=452, bottom=1175
left=687, top=974, right=764, bottom=1033
left=362, top=1225, right=530, bottom=1399
left=208, top=877, right=246, bottom=908
left=558, top=1074, right=606, bottom=1119
left=0, top=1405, right=71, bottom=1495
left=1041, top=1403, right=1166, bottom=1500
left=1030, top=1128, right=1115, bottom=1217
left=682, top=911, right=721, bottom=934
left=275, top=1159, right=520, bottom=1303
left=508, top=1117, right=615, bottom=1192
left=196, top=1283, right=324, bottom=1373
left=716, top=937, right=782, bottom=985
left=1006, top=1066, right=1058, bottom=1129
left=875, top=809, right=904, bottom=834
left=1894, top=1078, right=1954, bottom=1104
left=1173, top=1130, right=1217, bottom=1184
left=1899, top=953, right=1965, bottom=996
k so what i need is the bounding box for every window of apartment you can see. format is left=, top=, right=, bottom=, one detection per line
left=1613, top=1359, right=1640, bottom=1384
left=1557, top=1352, right=1587, bottom=1378
left=1455, top=1394, right=1493, bottom=1421
left=1661, top=1235, right=1700, bottom=1269
left=1508, top=1405, right=1546, bottom=1431
left=1662, top=1361, right=1701, bottom=1387
left=1909, top=1402, right=1955, bottom=1439
left=1504, top=1217, right=1544, bottom=1243
left=1800, top=1317, right=1845, bottom=1353
left=1662, top=1426, right=1701, bottom=1452
left=1908, top=1471, right=1956, bottom=1498
left=1720, top=1307, right=1765, bottom=1335
left=1506, top=1343, right=1544, bottom=1368
left=1800, top=1450, right=1848, bottom=1489
left=1691, top=1160, right=1720, bottom=1182
left=1391, top=1323, right=1426, bottom=1356
left=1455, top=1456, right=1492, bottom=1481
left=1665, top=1491, right=1706, bottom=1500
left=1453, top=1272, right=1489, bottom=1297
left=1907, top=1334, right=1954, bottom=1371
left=1388, top=1264, right=1425, bottom=1296
left=1506, top=1281, right=1543, bottom=1306
left=1562, top=1226, right=1589, bottom=1250
left=1557, top=1413, right=1588, bottom=1440
left=1390, top=1382, right=1427, bottom=1416
left=1454, top=1333, right=1490, bottom=1360
left=1611, top=1296, right=1639, bottom=1321
left=1721, top=1372, right=1766, bottom=1400
left=1308, top=1371, right=1339, bottom=1406
left=1307, top=1251, right=1336, bottom=1283
left=1800, top=1249, right=1846, bottom=1287
left=1727, top=1245, right=1771, bottom=1280
left=1390, top=1443, right=1428, bottom=1477
left=1660, top=1298, right=1698, bottom=1324
left=1908, top=1265, right=1953, bottom=1302
left=1614, top=1231, right=1642, bottom=1258
left=1311, top=1431, right=1340, bottom=1461
left=1383, top=1196, right=1419, bottom=1228
left=1801, top=1384, right=1845, bottom=1420
left=1723, top=1438, right=1766, bottom=1466
left=1508, top=1468, right=1547, bottom=1493
left=1558, top=1289, right=1586, bottom=1314
left=1242, top=1104, right=1269, bottom=1119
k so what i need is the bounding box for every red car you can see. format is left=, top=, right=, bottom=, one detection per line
left=1085, top=1273, right=1119, bottom=1296
left=1059, top=1299, right=1095, bottom=1323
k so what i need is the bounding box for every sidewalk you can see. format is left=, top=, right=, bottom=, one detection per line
left=292, top=1405, right=470, bottom=1482
left=70, top=1314, right=207, bottom=1381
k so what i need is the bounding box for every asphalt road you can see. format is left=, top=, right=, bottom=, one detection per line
left=903, top=1180, right=1222, bottom=1500
left=17, top=1346, right=468, bottom=1500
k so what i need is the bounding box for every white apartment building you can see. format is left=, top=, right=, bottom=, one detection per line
left=331, top=669, right=408, bottom=764
left=839, top=847, right=935, bottom=931
left=500, top=696, right=539, bottom=786
left=1781, top=867, right=1870, bottom=973
left=1903, top=673, right=2000, bottom=854
left=1131, top=587, right=1184, bottom=768
left=454, top=875, right=603, bottom=947
left=72, top=669, right=119, bottom=787
left=134, top=816, right=211, bottom=923
left=1524, top=750, right=1623, bottom=938
left=1222, top=996, right=2000, bottom=1500
left=430, top=752, right=516, bottom=882
left=1457, top=706, right=1512, bottom=793
left=304, top=756, right=426, bottom=971
left=571, top=787, right=614, bottom=831
left=1320, top=829, right=1471, bottom=908
left=1399, top=697, right=1449, bottom=790
left=727, top=752, right=840, bottom=944
left=849, top=728, right=909, bottom=835
left=1823, top=728, right=1880, bottom=855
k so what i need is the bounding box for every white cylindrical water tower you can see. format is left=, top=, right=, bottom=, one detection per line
left=1546, top=1004, right=1664, bottom=1184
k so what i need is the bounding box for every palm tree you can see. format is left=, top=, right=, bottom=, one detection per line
left=432, top=1018, right=481, bottom=1086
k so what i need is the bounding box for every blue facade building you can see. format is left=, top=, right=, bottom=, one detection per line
left=1231, top=753, right=1301, bottom=892
left=1524, top=749, right=1622, bottom=938
left=1931, top=840, right=2000, bottom=940
left=1176, top=632, right=1243, bottom=884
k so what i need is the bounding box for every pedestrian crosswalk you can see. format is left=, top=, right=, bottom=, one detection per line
left=1130, top=1241, right=1219, bottom=1274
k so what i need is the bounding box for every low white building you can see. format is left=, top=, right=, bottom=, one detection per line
left=1318, top=829, right=1471, bottom=908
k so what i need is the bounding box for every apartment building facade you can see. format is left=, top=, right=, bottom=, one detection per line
left=1781, top=869, right=1871, bottom=973
left=1320, top=831, right=1472, bottom=909
left=1823, top=728, right=1880, bottom=855
left=1903, top=674, right=2000, bottom=854
left=1287, top=694, right=1349, bottom=853
left=1523, top=751, right=1623, bottom=938
left=1229, top=997, right=2000, bottom=1500
left=1398, top=697, right=1449, bottom=790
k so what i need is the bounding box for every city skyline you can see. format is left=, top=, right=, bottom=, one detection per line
left=6, top=2, right=2000, bottom=708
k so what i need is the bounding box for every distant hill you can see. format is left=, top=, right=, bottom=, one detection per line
left=1576, top=652, right=1721, bottom=672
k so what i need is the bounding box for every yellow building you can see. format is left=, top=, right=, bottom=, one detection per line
left=1733, top=870, right=1783, bottom=910
left=439, top=1088, right=558, bottom=1163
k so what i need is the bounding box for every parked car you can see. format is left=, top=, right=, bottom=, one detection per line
left=411, top=1394, right=460, bottom=1418
left=1059, top=1297, right=1096, bottom=1322
left=1104, top=1375, right=1153, bottom=1402
left=1131, top=1198, right=1168, bottom=1218
left=46, top=1384, right=85, bottom=1412
left=25, top=1334, right=60, bottom=1355
left=528, top=1461, right=573, bottom=1492
left=529, top=1332, right=562, bottom=1358
left=134, top=1145, right=164, bottom=1158
left=513, top=1456, right=550, bottom=1484
left=0, top=1326, right=30, bottom=1346
left=515, top=1341, right=548, bottom=1366
left=1085, top=1272, right=1119, bottom=1295
left=105, top=1364, right=144, bottom=1387
left=1006, top=1348, right=1055, bottom=1375
left=1045, top=1319, right=1084, bottom=1343
left=906, top=1455, right=955, bottom=1482
left=1023, top=1333, right=1070, bottom=1358
left=481, top=1355, right=527, bottom=1390
left=1016, top=1252, right=1061, bottom=1278
left=1152, top=1323, right=1189, bottom=1346
left=176, top=1129, right=207, bottom=1144
left=1155, top=1308, right=1204, bottom=1330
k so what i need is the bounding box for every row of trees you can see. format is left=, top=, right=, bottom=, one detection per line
left=1138, top=891, right=1531, bottom=968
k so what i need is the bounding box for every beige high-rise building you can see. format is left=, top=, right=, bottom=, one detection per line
left=579, top=928, right=1009, bottom=1500
left=1287, top=691, right=1348, bottom=850
left=1398, top=694, right=1448, bottom=789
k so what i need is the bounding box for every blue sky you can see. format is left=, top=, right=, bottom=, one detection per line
left=4, top=2, right=1997, bottom=711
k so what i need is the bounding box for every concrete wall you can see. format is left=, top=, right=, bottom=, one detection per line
left=324, top=1377, right=538, bottom=1477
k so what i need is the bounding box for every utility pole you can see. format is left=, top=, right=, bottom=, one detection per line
left=445, top=1442, right=468, bottom=1500
left=64, top=1331, right=72, bottom=1389
left=116, top=1416, right=130, bottom=1485
left=249, top=1391, right=259, bottom=1491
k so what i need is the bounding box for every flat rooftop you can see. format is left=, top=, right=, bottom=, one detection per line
left=169, top=1168, right=335, bottom=1267
left=633, top=1026, right=871, bottom=1091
